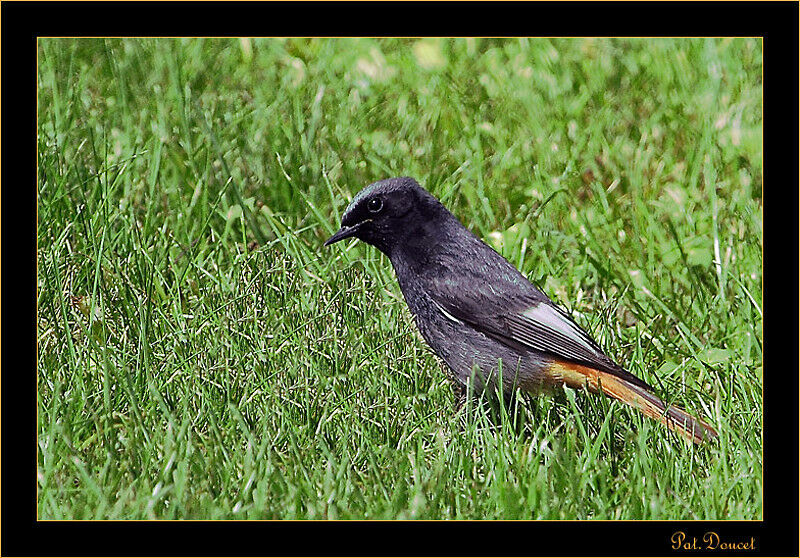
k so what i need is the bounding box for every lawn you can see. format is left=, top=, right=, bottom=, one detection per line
left=37, top=37, right=762, bottom=520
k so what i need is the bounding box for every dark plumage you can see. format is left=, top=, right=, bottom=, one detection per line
left=325, top=177, right=717, bottom=444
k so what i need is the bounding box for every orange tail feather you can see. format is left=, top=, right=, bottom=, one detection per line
left=548, top=361, right=718, bottom=444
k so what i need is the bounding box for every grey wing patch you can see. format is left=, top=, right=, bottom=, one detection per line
left=432, top=292, right=618, bottom=373
left=505, top=302, right=654, bottom=390
left=429, top=288, right=653, bottom=390
left=504, top=303, right=609, bottom=365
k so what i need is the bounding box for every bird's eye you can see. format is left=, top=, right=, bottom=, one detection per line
left=367, top=197, right=383, bottom=213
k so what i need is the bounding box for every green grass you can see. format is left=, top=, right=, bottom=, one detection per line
left=37, top=38, right=762, bottom=519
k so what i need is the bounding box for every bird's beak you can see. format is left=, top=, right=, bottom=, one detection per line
left=324, top=223, right=362, bottom=246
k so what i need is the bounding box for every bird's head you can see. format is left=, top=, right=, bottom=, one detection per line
left=324, top=176, right=445, bottom=256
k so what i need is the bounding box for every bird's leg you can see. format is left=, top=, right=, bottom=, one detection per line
left=450, top=376, right=468, bottom=411
left=439, top=361, right=467, bottom=411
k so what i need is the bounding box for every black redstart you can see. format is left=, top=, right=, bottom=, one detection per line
left=325, top=177, right=717, bottom=444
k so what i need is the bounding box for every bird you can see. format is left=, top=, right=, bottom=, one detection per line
left=324, top=176, right=718, bottom=444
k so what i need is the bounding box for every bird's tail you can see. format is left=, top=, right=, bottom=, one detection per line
left=549, top=360, right=718, bottom=445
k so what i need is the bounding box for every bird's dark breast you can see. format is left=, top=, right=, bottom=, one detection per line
left=392, top=260, right=552, bottom=394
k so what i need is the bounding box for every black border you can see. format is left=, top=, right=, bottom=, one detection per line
left=9, top=1, right=796, bottom=557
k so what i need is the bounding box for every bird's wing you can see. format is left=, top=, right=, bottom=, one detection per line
left=428, top=272, right=650, bottom=389
left=431, top=287, right=607, bottom=366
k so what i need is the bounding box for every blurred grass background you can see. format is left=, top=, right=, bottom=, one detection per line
left=37, top=38, right=762, bottom=519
